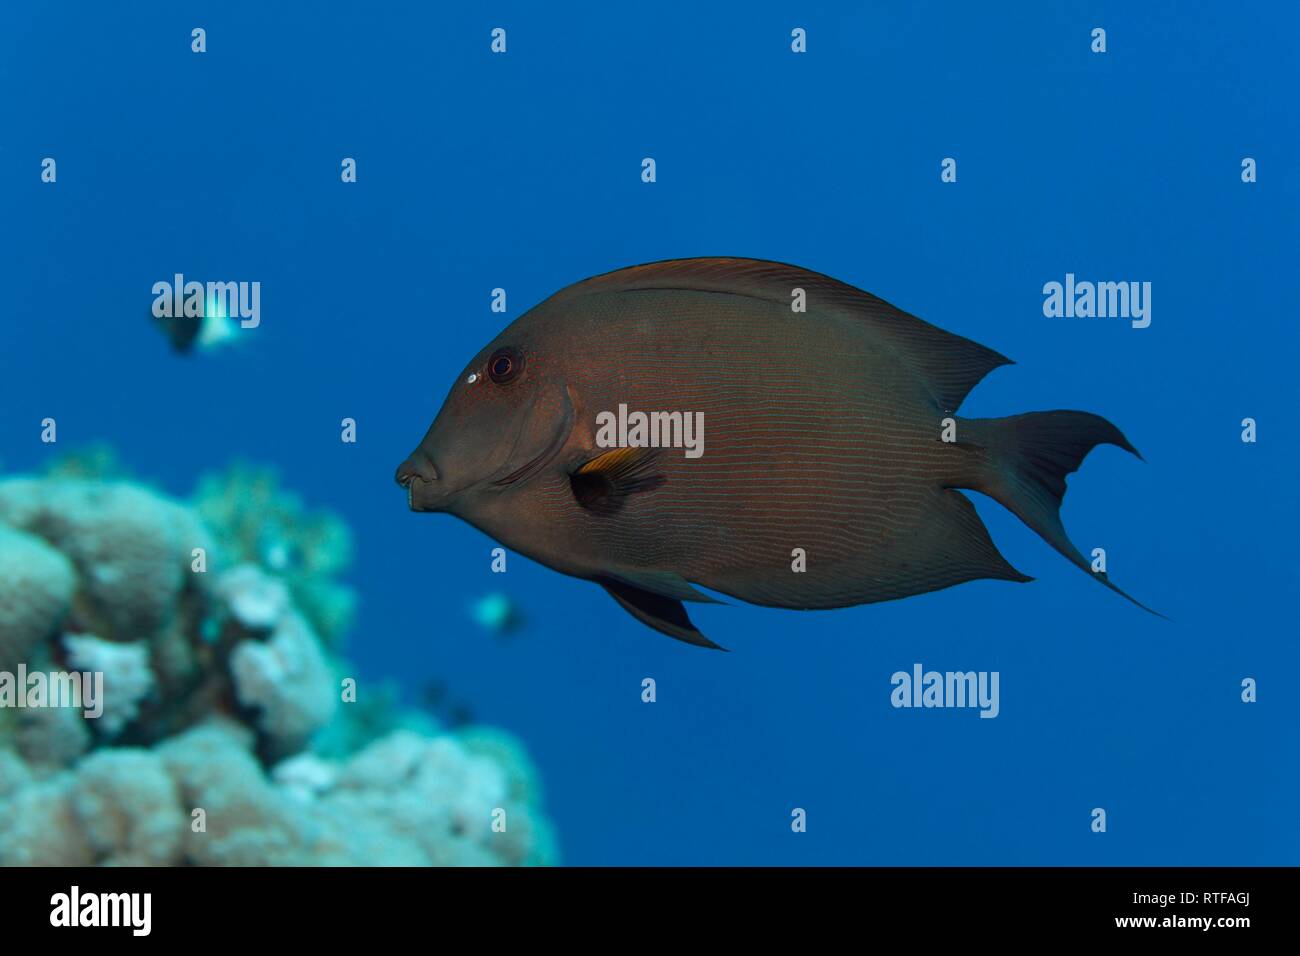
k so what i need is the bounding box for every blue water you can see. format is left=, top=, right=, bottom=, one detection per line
left=2, top=1, right=1296, bottom=865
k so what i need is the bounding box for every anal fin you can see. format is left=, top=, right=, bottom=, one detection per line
left=867, top=489, right=1032, bottom=602
left=936, top=489, right=1034, bottom=586
left=600, top=577, right=727, bottom=650
left=606, top=567, right=723, bottom=604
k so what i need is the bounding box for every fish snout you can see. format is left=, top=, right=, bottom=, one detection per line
left=395, top=450, right=439, bottom=488
left=396, top=451, right=443, bottom=511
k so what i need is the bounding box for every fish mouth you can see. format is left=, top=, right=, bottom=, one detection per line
left=401, top=475, right=448, bottom=512
left=395, top=453, right=443, bottom=512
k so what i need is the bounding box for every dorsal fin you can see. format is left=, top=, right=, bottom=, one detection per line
left=548, top=257, right=1013, bottom=413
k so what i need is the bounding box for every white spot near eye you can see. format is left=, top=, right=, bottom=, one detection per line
left=466, top=373, right=479, bottom=384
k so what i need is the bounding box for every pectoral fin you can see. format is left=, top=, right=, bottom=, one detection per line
left=570, top=447, right=666, bottom=515
left=599, top=577, right=726, bottom=650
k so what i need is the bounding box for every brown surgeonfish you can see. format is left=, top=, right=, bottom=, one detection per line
left=396, top=258, right=1154, bottom=649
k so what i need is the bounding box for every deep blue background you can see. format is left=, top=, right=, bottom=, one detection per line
left=2, top=2, right=1296, bottom=864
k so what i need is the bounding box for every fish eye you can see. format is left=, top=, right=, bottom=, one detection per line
left=487, top=346, right=524, bottom=385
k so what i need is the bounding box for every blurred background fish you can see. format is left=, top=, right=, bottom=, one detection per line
left=149, top=298, right=242, bottom=354
left=468, top=592, right=524, bottom=639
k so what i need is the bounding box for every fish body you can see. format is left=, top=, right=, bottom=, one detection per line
left=397, top=258, right=1150, bottom=648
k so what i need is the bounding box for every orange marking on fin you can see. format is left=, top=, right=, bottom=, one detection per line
left=577, top=446, right=646, bottom=475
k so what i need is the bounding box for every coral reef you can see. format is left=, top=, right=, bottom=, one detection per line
left=192, top=464, right=356, bottom=646
left=0, top=466, right=557, bottom=866
left=0, top=524, right=75, bottom=672
left=62, top=634, right=154, bottom=737
left=227, top=586, right=338, bottom=760
left=44, top=442, right=132, bottom=483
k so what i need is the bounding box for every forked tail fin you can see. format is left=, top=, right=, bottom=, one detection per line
left=956, top=411, right=1164, bottom=618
